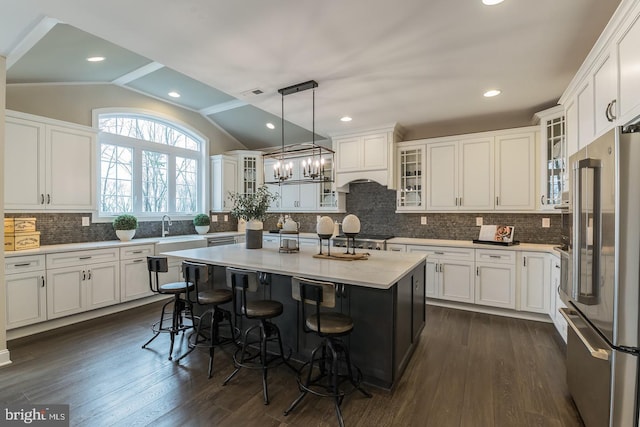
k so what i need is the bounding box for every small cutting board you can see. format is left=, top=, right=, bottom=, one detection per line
left=312, top=252, right=369, bottom=261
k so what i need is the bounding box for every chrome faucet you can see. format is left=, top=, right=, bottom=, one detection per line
left=161, top=215, right=172, bottom=237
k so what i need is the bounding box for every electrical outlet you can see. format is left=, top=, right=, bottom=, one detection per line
left=211, top=214, right=218, bottom=222
left=82, top=217, right=90, bottom=227
left=224, top=215, right=228, bottom=222
left=420, top=216, right=427, bottom=225
left=542, top=217, right=550, bottom=228
left=476, top=217, right=483, bottom=226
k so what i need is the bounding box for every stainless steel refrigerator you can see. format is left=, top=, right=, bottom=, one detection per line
left=559, top=124, right=640, bottom=427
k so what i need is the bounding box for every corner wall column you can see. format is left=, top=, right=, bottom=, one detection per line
left=0, top=55, right=11, bottom=367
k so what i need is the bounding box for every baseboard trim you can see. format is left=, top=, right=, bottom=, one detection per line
left=7, top=295, right=170, bottom=341
left=426, top=299, right=552, bottom=323
left=0, top=349, right=12, bottom=367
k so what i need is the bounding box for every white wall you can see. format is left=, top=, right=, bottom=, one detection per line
left=0, top=55, right=10, bottom=366
left=6, top=83, right=247, bottom=155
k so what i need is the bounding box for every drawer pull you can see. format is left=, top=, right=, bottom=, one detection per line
left=133, top=259, right=144, bottom=263
left=14, top=263, right=32, bottom=267
left=79, top=256, right=92, bottom=260
left=434, top=251, right=444, bottom=255
left=41, top=276, right=45, bottom=287
left=131, top=250, right=143, bottom=254
left=489, top=255, right=501, bottom=259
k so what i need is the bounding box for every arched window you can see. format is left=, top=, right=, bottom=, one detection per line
left=95, top=110, right=207, bottom=217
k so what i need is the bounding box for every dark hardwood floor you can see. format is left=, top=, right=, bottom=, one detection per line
left=1, top=302, right=583, bottom=426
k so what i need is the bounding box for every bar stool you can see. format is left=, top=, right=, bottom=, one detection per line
left=176, top=261, right=234, bottom=378
left=284, top=277, right=371, bottom=427
left=142, top=256, right=194, bottom=360
left=222, top=267, right=292, bottom=405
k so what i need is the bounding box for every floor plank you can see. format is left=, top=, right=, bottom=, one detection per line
left=0, top=302, right=583, bottom=427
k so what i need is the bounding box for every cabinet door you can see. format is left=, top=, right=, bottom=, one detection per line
left=397, top=146, right=425, bottom=210
left=424, top=259, right=438, bottom=298
left=593, top=51, right=618, bottom=136
left=335, top=137, right=362, bottom=172
left=426, top=141, right=458, bottom=210
left=46, top=125, right=95, bottom=210
left=565, top=100, right=579, bottom=157
left=475, top=262, right=516, bottom=309
left=618, top=13, right=640, bottom=122
left=87, top=262, right=120, bottom=309
left=362, top=133, right=387, bottom=170
left=6, top=271, right=46, bottom=329
left=576, top=81, right=594, bottom=149
left=439, top=260, right=475, bottom=304
left=412, top=268, right=426, bottom=343
left=459, top=137, right=494, bottom=210
left=4, top=117, right=46, bottom=210
left=121, top=258, right=154, bottom=302
left=47, top=266, right=85, bottom=319
left=539, top=112, right=567, bottom=209
left=495, top=132, right=536, bottom=210
left=211, top=155, right=237, bottom=211
left=520, top=252, right=550, bottom=314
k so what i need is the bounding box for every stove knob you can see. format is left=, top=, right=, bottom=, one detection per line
left=375, top=247, right=381, bottom=250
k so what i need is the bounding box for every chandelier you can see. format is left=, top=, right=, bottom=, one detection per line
left=263, top=80, right=335, bottom=185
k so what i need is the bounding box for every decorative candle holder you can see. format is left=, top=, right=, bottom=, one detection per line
left=341, top=214, right=361, bottom=255
left=316, top=215, right=335, bottom=256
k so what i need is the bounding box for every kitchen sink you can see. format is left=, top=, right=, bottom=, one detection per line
left=154, top=235, right=207, bottom=254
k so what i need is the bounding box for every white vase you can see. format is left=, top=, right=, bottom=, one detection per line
left=116, top=229, right=136, bottom=241
left=195, top=225, right=210, bottom=234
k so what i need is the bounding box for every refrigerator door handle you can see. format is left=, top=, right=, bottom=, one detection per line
left=573, top=157, right=602, bottom=305
left=560, top=308, right=609, bottom=361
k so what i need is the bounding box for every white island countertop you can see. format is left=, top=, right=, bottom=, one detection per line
left=161, top=242, right=426, bottom=290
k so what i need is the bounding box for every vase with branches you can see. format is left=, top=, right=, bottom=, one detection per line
left=229, top=186, right=277, bottom=248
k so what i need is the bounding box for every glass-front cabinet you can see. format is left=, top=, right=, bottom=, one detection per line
left=396, top=143, right=425, bottom=211
left=237, top=151, right=263, bottom=196
left=318, top=158, right=338, bottom=209
left=537, top=106, right=567, bottom=210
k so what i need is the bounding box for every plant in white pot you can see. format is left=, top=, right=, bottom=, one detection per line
left=193, top=213, right=211, bottom=235
left=229, top=186, right=277, bottom=249
left=113, top=214, right=138, bottom=241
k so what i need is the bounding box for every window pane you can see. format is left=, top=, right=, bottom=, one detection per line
left=100, top=144, right=132, bottom=213
left=176, top=156, right=197, bottom=213
left=142, top=150, right=168, bottom=212
left=98, top=115, right=200, bottom=151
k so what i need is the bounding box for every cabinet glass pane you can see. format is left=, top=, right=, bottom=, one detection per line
left=319, top=160, right=336, bottom=207
left=544, top=116, right=566, bottom=206
left=399, top=148, right=423, bottom=207
left=243, top=157, right=257, bottom=196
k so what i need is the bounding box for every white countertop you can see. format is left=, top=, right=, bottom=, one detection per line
left=387, top=237, right=558, bottom=254
left=161, top=242, right=426, bottom=290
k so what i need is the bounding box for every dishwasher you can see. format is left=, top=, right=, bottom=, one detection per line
left=207, top=235, right=238, bottom=246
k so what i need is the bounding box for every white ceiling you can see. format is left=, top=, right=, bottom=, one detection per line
left=0, top=0, right=622, bottom=148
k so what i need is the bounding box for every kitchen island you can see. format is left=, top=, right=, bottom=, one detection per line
left=162, top=242, right=427, bottom=389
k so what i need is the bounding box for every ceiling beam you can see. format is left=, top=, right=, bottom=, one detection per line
left=111, top=61, right=164, bottom=85
left=7, top=16, right=59, bottom=69
left=200, top=99, right=248, bottom=116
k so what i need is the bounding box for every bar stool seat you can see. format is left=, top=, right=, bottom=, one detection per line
left=197, top=288, right=233, bottom=305
left=245, top=300, right=283, bottom=318
left=305, top=312, right=353, bottom=335
left=142, top=256, right=194, bottom=360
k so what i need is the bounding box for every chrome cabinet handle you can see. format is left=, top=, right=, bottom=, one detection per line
left=87, top=270, right=92, bottom=280
left=476, top=266, right=479, bottom=276
left=41, top=276, right=45, bottom=287
left=132, top=250, right=143, bottom=254
left=14, top=263, right=31, bottom=267
left=606, top=100, right=617, bottom=122
left=133, top=259, right=144, bottom=263
left=79, top=256, right=92, bottom=260
left=459, top=197, right=462, bottom=206
left=496, top=196, right=499, bottom=206
left=610, top=99, right=617, bottom=120
left=540, top=195, right=545, bottom=206
left=489, top=255, right=501, bottom=259
left=523, top=256, right=527, bottom=267
left=41, top=194, right=45, bottom=204
left=47, top=194, right=51, bottom=204
left=82, top=270, right=86, bottom=281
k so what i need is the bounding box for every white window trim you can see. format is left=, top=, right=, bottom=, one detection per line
left=92, top=108, right=210, bottom=222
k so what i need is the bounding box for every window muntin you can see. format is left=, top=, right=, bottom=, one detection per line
left=97, top=112, right=205, bottom=217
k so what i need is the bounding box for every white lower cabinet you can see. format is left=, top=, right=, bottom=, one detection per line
left=475, top=250, right=516, bottom=309
left=519, top=251, right=550, bottom=314
left=549, top=254, right=567, bottom=342
left=408, top=245, right=475, bottom=304
left=5, top=255, right=47, bottom=329
left=120, top=244, right=155, bottom=301
left=45, top=248, right=120, bottom=320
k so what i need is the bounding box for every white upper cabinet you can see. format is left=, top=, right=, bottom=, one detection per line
left=593, top=50, right=618, bottom=137
left=332, top=125, right=402, bottom=189
left=210, top=154, right=237, bottom=212
left=458, top=137, right=494, bottom=211
left=426, top=141, right=458, bottom=210
left=5, top=111, right=96, bottom=211
left=576, top=80, right=595, bottom=150
left=396, top=143, right=425, bottom=211
left=618, top=9, right=640, bottom=123
left=494, top=131, right=536, bottom=211
left=536, top=106, right=567, bottom=210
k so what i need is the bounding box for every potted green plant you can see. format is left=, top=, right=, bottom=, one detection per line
left=113, top=214, right=138, bottom=241
left=229, top=186, right=277, bottom=249
left=193, top=213, right=211, bottom=235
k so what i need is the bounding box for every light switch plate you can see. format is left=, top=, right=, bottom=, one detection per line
left=420, top=216, right=427, bottom=225
left=542, top=217, right=550, bottom=228
left=211, top=215, right=218, bottom=222
left=82, top=217, right=90, bottom=227
left=224, top=215, right=228, bottom=222
left=476, top=217, right=483, bottom=226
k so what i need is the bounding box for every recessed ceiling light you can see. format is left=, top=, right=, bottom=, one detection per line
left=483, top=89, right=502, bottom=97
left=266, top=123, right=275, bottom=130
left=482, top=0, right=504, bottom=5
left=340, top=116, right=352, bottom=122
left=86, top=56, right=105, bottom=62
left=168, top=91, right=181, bottom=98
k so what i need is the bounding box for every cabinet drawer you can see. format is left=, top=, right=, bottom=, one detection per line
left=476, top=249, right=515, bottom=265
left=120, top=244, right=154, bottom=260
left=6, top=255, right=46, bottom=273
left=408, top=245, right=475, bottom=261
left=46, top=248, right=119, bottom=268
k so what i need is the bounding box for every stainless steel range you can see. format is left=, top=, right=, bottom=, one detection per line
left=332, top=234, right=394, bottom=251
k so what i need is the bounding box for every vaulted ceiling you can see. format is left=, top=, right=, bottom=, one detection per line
left=0, top=0, right=621, bottom=149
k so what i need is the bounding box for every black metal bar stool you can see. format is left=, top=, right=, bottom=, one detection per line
left=175, top=261, right=235, bottom=378
left=284, top=277, right=371, bottom=427
left=222, top=267, right=293, bottom=405
left=142, top=256, right=194, bottom=360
